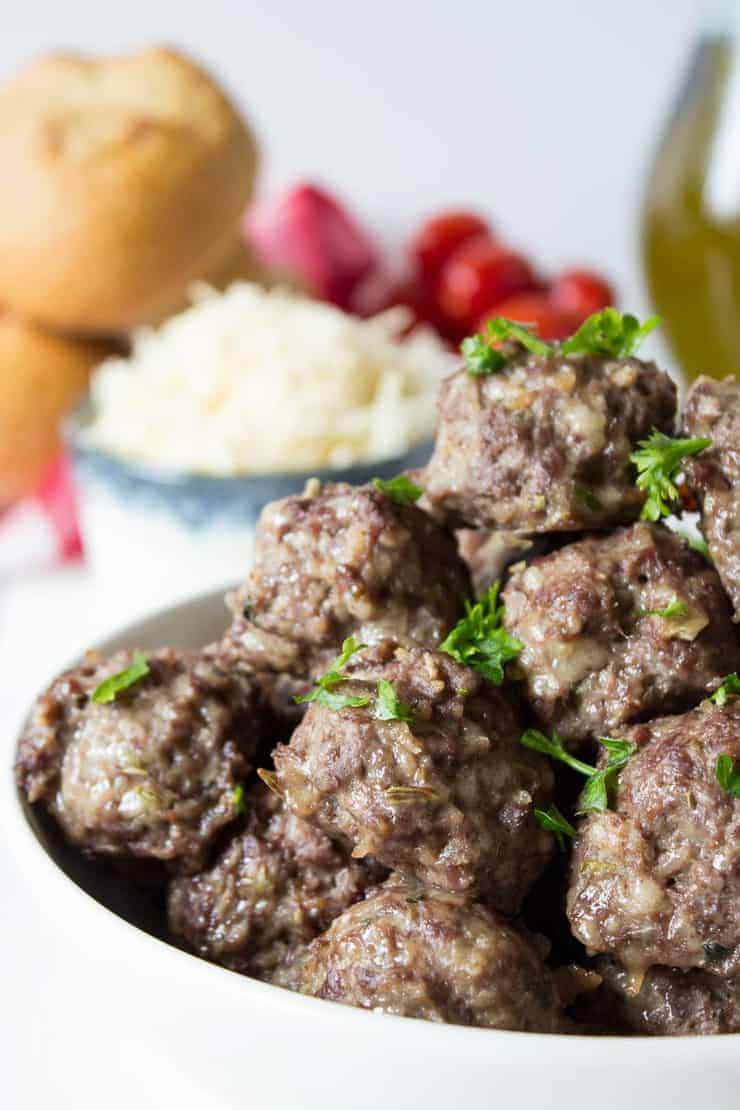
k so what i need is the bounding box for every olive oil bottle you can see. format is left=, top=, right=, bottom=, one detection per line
left=643, top=5, right=740, bottom=383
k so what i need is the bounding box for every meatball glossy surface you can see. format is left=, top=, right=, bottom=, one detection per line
left=297, top=879, right=564, bottom=1031
left=682, top=375, right=740, bottom=618
left=272, top=641, right=553, bottom=913
left=503, top=522, right=739, bottom=748
left=16, top=647, right=263, bottom=872
left=168, top=784, right=383, bottom=981
left=225, top=480, right=470, bottom=679
left=422, top=347, right=676, bottom=532
left=567, top=697, right=740, bottom=975
left=583, top=959, right=740, bottom=1036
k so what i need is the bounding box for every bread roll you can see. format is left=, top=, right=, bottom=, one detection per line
left=0, top=312, right=116, bottom=505
left=0, top=47, right=258, bottom=334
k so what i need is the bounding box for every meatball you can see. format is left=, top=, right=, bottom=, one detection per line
left=16, top=647, right=263, bottom=873
left=567, top=696, right=740, bottom=975
left=223, top=479, right=470, bottom=679
left=581, top=959, right=740, bottom=1036
left=502, top=522, right=739, bottom=748
left=272, top=641, right=553, bottom=914
left=421, top=345, right=676, bottom=532
left=168, top=784, right=383, bottom=982
left=682, top=376, right=740, bottom=618
left=296, top=879, right=564, bottom=1031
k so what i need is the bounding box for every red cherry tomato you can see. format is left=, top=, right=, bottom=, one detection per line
left=478, top=292, right=572, bottom=340
left=436, top=239, right=537, bottom=328
left=550, top=269, right=615, bottom=322
left=410, top=211, right=491, bottom=284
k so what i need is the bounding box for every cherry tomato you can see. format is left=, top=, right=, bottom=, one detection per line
left=478, top=292, right=572, bottom=340
left=550, top=269, right=615, bottom=322
left=436, top=238, right=537, bottom=328
left=409, top=211, right=491, bottom=284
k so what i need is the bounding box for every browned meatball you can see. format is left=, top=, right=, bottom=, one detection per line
left=272, top=641, right=553, bottom=914
left=580, top=959, right=740, bottom=1036
left=502, top=522, right=739, bottom=748
left=223, top=479, right=470, bottom=680
left=167, top=784, right=383, bottom=982
left=16, top=647, right=263, bottom=873
left=421, top=346, right=676, bottom=532
left=682, top=375, right=740, bottom=618
left=296, top=878, right=564, bottom=1031
left=567, top=697, right=740, bottom=976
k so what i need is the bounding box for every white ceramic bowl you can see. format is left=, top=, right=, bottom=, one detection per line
left=6, top=590, right=739, bottom=1110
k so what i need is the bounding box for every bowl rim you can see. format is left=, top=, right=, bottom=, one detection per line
left=4, top=587, right=738, bottom=1056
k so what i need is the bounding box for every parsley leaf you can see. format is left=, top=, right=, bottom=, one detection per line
left=641, top=596, right=689, bottom=620
left=534, top=804, right=577, bottom=851
left=576, top=737, right=637, bottom=815
left=715, top=754, right=740, bottom=798
left=710, top=674, right=740, bottom=708
left=575, top=485, right=602, bottom=512
left=440, top=581, right=522, bottom=685
left=375, top=679, right=415, bottom=724
left=461, top=334, right=506, bottom=376
left=560, top=308, right=661, bottom=358
left=520, top=728, right=596, bottom=777
left=232, top=784, right=246, bottom=816
left=520, top=729, right=635, bottom=815
left=630, top=430, right=712, bottom=521
left=92, top=652, right=150, bottom=704
left=484, top=317, right=554, bottom=357
left=295, top=637, right=368, bottom=709
left=372, top=475, right=423, bottom=505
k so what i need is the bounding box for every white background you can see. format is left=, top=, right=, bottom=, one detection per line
left=0, top=2, right=716, bottom=1107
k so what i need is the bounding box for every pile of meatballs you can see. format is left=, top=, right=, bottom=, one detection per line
left=16, top=331, right=740, bottom=1037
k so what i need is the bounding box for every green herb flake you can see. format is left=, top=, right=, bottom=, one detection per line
left=560, top=308, right=661, bottom=359
left=641, top=596, right=690, bottom=621
left=440, top=581, right=522, bottom=686
left=295, top=636, right=368, bottom=708
left=91, top=652, right=150, bottom=704
left=630, top=430, right=712, bottom=521
left=534, top=804, right=577, bottom=851
left=715, top=753, right=740, bottom=798
left=232, top=784, right=246, bottom=816
left=461, top=334, right=506, bottom=377
left=375, top=679, right=415, bottom=724
left=485, top=317, right=554, bottom=358
left=577, top=737, right=637, bottom=815
left=372, top=475, right=423, bottom=505
left=520, top=728, right=597, bottom=778
left=575, top=486, right=602, bottom=512
left=710, top=674, right=740, bottom=708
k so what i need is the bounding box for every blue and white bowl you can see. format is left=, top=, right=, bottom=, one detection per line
left=68, top=406, right=432, bottom=619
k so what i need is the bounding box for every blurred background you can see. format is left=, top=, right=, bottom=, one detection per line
left=2, top=2, right=738, bottom=1106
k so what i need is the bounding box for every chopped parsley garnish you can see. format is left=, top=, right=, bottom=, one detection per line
left=520, top=728, right=596, bottom=777
left=641, top=596, right=689, bottom=620
left=375, top=679, right=415, bottom=724
left=577, top=737, right=637, bottom=815
left=715, top=754, right=740, bottom=798
left=461, top=334, right=506, bottom=376
left=440, top=581, right=522, bottom=685
left=464, top=309, right=661, bottom=377
left=534, top=804, right=576, bottom=851
left=485, top=317, right=553, bottom=357
left=372, top=475, right=423, bottom=505
left=232, top=784, right=246, bottom=816
left=575, top=486, right=602, bottom=512
left=630, top=430, right=712, bottom=521
left=91, top=652, right=150, bottom=704
left=710, top=674, right=740, bottom=707
left=295, top=637, right=369, bottom=710
left=560, top=308, right=661, bottom=359
left=520, top=729, right=635, bottom=815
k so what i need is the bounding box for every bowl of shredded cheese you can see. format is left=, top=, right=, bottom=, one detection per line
left=69, top=282, right=455, bottom=617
